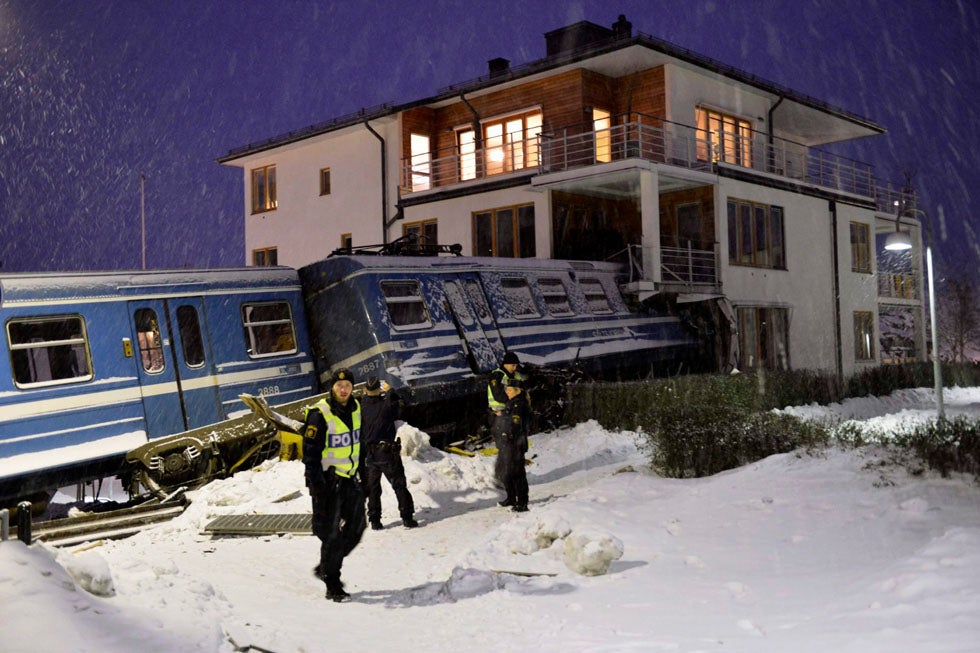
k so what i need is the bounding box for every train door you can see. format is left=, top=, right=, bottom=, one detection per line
left=128, top=298, right=221, bottom=438
left=442, top=275, right=505, bottom=372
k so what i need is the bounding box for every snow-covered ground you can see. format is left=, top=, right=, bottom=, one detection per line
left=2, top=387, right=979, bottom=652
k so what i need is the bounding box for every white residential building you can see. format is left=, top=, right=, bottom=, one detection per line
left=219, top=15, right=925, bottom=380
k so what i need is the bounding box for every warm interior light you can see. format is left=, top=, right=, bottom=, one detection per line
left=884, top=230, right=912, bottom=251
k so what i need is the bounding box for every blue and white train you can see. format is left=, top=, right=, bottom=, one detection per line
left=299, top=253, right=702, bottom=439
left=0, top=268, right=316, bottom=505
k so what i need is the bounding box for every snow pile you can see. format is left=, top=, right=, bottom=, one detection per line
left=2, top=388, right=980, bottom=652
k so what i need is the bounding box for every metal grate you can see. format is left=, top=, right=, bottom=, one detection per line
left=203, top=514, right=312, bottom=536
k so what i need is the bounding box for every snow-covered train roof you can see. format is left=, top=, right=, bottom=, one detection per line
left=0, top=267, right=300, bottom=305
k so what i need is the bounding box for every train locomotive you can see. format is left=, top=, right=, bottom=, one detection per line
left=1, top=246, right=705, bottom=507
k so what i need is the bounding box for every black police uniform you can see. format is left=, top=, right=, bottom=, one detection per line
left=488, top=366, right=530, bottom=511
left=359, top=383, right=417, bottom=529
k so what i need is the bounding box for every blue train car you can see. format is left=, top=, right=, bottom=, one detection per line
left=299, top=253, right=700, bottom=437
left=0, top=267, right=316, bottom=505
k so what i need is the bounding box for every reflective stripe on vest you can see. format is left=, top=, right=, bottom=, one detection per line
left=487, top=368, right=524, bottom=412
left=307, top=398, right=361, bottom=478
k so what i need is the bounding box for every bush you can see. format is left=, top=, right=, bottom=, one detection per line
left=892, top=417, right=980, bottom=480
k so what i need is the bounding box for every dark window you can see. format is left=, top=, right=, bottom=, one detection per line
left=473, top=204, right=535, bottom=257
left=579, top=278, right=612, bottom=314
left=500, top=277, right=540, bottom=318
left=8, top=316, right=92, bottom=386
left=176, top=305, right=206, bottom=367
left=253, top=247, right=278, bottom=267
left=737, top=306, right=790, bottom=370
left=381, top=281, right=431, bottom=329
left=242, top=302, right=296, bottom=357
left=320, top=167, right=331, bottom=196
left=728, top=199, right=786, bottom=269
left=538, top=278, right=573, bottom=316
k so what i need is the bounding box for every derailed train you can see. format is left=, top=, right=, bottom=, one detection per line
left=0, top=248, right=706, bottom=506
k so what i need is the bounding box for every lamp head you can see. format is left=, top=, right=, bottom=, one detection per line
left=884, top=230, right=913, bottom=251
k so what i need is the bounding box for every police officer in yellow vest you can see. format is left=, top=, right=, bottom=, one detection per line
left=488, top=351, right=530, bottom=512
left=302, top=368, right=366, bottom=602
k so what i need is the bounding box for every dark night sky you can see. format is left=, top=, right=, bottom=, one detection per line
left=1, top=0, right=978, bottom=280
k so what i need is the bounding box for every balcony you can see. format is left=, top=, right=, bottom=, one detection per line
left=401, top=113, right=887, bottom=201
left=877, top=272, right=919, bottom=301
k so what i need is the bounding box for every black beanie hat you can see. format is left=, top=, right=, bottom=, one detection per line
left=502, top=351, right=520, bottom=365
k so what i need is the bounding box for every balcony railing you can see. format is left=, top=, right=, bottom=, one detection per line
left=877, top=272, right=919, bottom=300
left=401, top=114, right=892, bottom=202
left=621, top=243, right=719, bottom=289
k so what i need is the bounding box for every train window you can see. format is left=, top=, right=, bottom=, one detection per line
left=538, top=278, right=574, bottom=316
left=381, top=281, right=432, bottom=330
left=8, top=315, right=92, bottom=387
left=241, top=302, right=297, bottom=357
left=500, top=277, right=540, bottom=318
left=443, top=281, right=474, bottom=326
left=134, top=308, right=166, bottom=373
left=579, top=278, right=613, bottom=314
left=176, top=305, right=206, bottom=367
left=464, top=279, right=494, bottom=325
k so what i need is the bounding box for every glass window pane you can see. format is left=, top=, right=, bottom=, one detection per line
left=8, top=316, right=91, bottom=386
left=518, top=205, right=535, bottom=258
left=474, top=211, right=493, bottom=256
left=580, top=278, right=612, bottom=314
left=135, top=308, right=165, bottom=373
left=501, top=277, right=539, bottom=317
left=381, top=281, right=431, bottom=329
left=496, top=208, right=515, bottom=258
left=242, top=302, right=295, bottom=356
left=176, top=305, right=206, bottom=367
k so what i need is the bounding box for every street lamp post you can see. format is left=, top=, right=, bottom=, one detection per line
left=140, top=173, right=147, bottom=270
left=884, top=206, right=945, bottom=420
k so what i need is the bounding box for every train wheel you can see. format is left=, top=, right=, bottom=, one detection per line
left=135, top=451, right=219, bottom=500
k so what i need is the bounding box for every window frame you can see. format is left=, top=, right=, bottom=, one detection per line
left=538, top=277, right=575, bottom=316
left=403, top=219, right=438, bottom=247
left=593, top=108, right=612, bottom=163
left=727, top=199, right=785, bottom=269
left=252, top=247, right=278, bottom=267
left=7, top=314, right=93, bottom=388
left=850, top=222, right=872, bottom=273
left=853, top=310, right=875, bottom=361
left=380, top=280, right=433, bottom=331
left=736, top=306, right=790, bottom=370
left=250, top=164, right=277, bottom=214
left=578, top=278, right=613, bottom=315
left=472, top=203, right=535, bottom=258
left=499, top=277, right=541, bottom=319
left=410, top=134, right=431, bottom=191
left=175, top=304, right=206, bottom=368
left=241, top=301, right=297, bottom=358
left=697, top=107, right=753, bottom=166
left=319, top=167, right=331, bottom=196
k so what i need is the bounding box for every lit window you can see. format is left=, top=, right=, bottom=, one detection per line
left=251, top=164, right=277, bottom=213
left=410, top=134, right=431, bottom=191
left=697, top=108, right=752, bottom=166
left=593, top=108, right=611, bottom=163
left=134, top=308, right=165, bottom=373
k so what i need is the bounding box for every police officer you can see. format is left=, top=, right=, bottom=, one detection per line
left=360, top=377, right=418, bottom=530
left=302, top=368, right=366, bottom=603
left=488, top=351, right=530, bottom=512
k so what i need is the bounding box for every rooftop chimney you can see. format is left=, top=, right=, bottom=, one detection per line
left=488, top=57, right=511, bottom=78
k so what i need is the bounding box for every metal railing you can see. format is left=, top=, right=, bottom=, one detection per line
left=620, top=242, right=718, bottom=289
left=877, top=272, right=919, bottom=300
left=401, top=113, right=894, bottom=202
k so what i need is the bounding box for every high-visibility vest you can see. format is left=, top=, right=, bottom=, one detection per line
left=307, top=398, right=361, bottom=478
left=488, top=368, right=525, bottom=412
